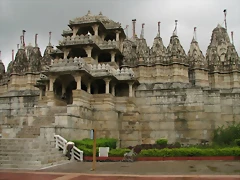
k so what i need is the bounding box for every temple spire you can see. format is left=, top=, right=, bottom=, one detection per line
left=125, top=25, right=129, bottom=38
left=17, top=44, right=19, bottom=50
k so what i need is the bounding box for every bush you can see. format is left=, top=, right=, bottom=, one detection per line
left=156, top=139, right=168, bottom=146
left=139, top=147, right=240, bottom=157
left=213, top=122, right=240, bottom=146
left=72, top=138, right=117, bottom=150
left=235, top=139, right=240, bottom=146
left=109, top=149, right=131, bottom=157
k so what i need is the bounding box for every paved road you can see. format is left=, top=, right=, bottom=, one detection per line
left=1, top=161, right=240, bottom=179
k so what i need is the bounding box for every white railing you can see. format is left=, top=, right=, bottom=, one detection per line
left=54, top=134, right=83, bottom=162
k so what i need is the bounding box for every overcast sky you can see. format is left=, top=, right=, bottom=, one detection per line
left=0, top=0, right=240, bottom=67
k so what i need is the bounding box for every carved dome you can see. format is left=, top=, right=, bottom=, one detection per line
left=41, top=45, right=53, bottom=69
left=188, top=38, right=207, bottom=69
left=28, top=47, right=42, bottom=72
left=12, top=48, right=28, bottom=74
left=167, top=35, right=187, bottom=59
left=0, top=59, right=5, bottom=79
left=71, top=10, right=121, bottom=29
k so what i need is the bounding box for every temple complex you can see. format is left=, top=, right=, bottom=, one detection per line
left=0, top=11, right=240, bottom=147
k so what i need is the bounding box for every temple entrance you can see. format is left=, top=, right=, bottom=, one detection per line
left=53, top=74, right=76, bottom=105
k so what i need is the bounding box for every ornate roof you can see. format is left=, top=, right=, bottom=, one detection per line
left=70, top=10, right=121, bottom=29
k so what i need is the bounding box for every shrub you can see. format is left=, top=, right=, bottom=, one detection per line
left=139, top=147, right=240, bottom=157
left=156, top=139, right=168, bottom=146
left=213, top=122, right=240, bottom=146
left=109, top=149, right=131, bottom=157
left=72, top=138, right=117, bottom=150
left=234, top=139, right=240, bottom=146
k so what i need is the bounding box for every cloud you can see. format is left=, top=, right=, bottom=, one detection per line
left=0, top=0, right=240, bottom=68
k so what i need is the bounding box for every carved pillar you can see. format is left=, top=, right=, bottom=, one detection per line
left=92, top=24, right=99, bottom=36
left=116, top=31, right=120, bottom=41
left=87, top=82, right=91, bottom=93
left=39, top=88, right=43, bottom=100
left=76, top=76, right=81, bottom=90
left=63, top=48, right=70, bottom=59
left=110, top=51, right=116, bottom=62
left=111, top=83, right=116, bottom=96
left=128, top=82, right=134, bottom=97
left=84, top=46, right=93, bottom=58
left=49, top=77, right=55, bottom=91
left=104, top=78, right=111, bottom=94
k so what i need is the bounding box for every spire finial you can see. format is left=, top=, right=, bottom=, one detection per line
left=231, top=31, right=234, bottom=45
left=12, top=49, right=14, bottom=61
left=193, top=27, right=197, bottom=41
left=35, top=34, right=38, bottom=47
left=87, top=10, right=91, bottom=15
left=125, top=25, right=129, bottom=39
left=0, top=50, right=1, bottom=60
left=99, top=11, right=102, bottom=15
left=17, top=44, right=19, bottom=49
left=158, top=21, right=161, bottom=36
left=140, top=23, right=145, bottom=39
left=223, top=9, right=227, bottom=30
left=22, top=30, right=26, bottom=48
left=49, top=31, right=52, bottom=46
left=173, top=20, right=178, bottom=36
left=132, top=19, right=136, bottom=39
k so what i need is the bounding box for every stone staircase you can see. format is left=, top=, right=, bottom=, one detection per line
left=16, top=126, right=40, bottom=138
left=0, top=138, right=69, bottom=169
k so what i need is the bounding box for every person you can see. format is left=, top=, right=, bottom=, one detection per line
left=64, top=141, right=74, bottom=160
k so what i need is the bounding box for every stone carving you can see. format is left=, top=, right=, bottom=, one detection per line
left=122, top=39, right=138, bottom=65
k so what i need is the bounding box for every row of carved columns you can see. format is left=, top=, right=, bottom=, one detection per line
left=47, top=75, right=135, bottom=97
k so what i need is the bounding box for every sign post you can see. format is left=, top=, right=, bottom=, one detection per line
left=91, top=128, right=97, bottom=171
